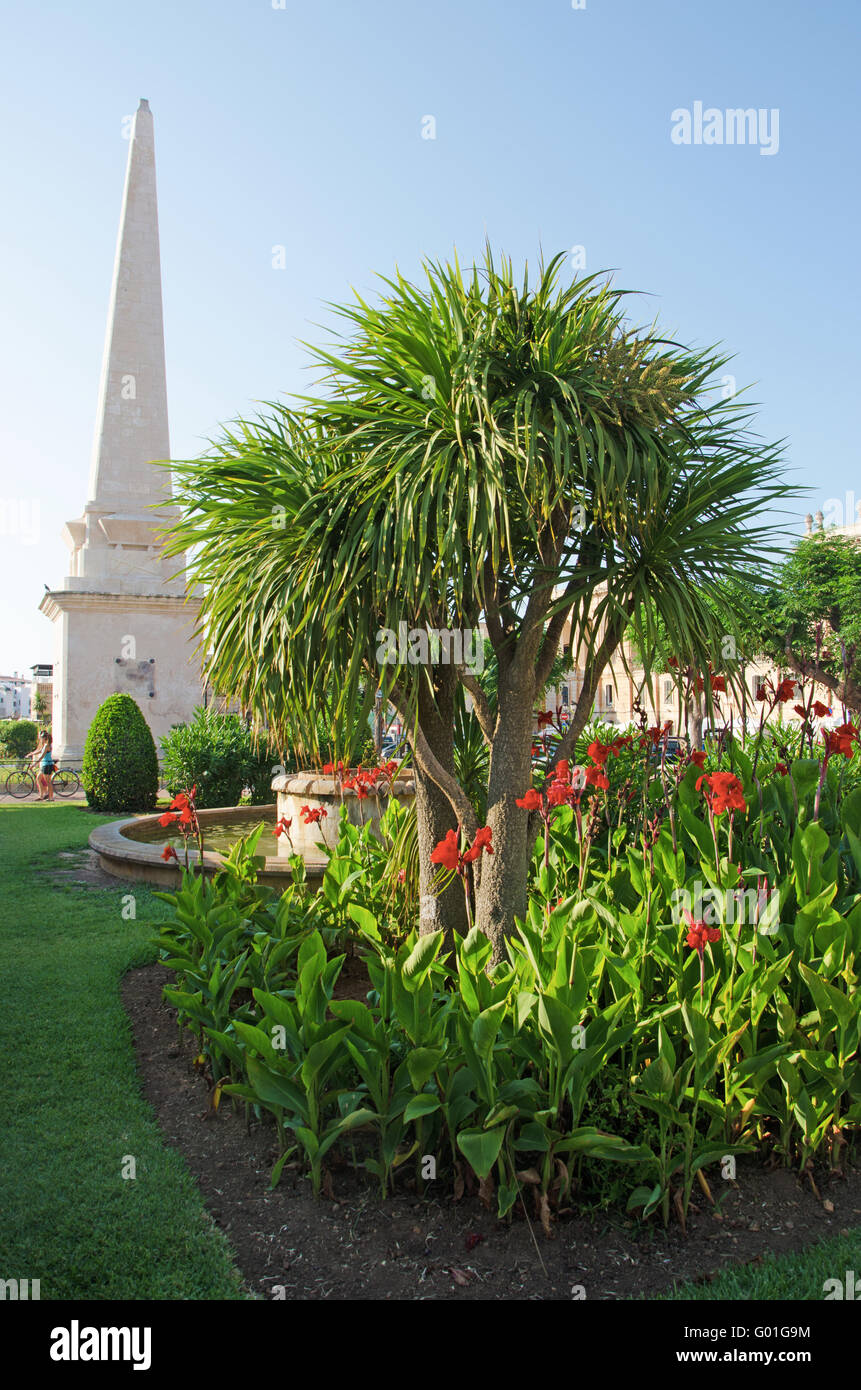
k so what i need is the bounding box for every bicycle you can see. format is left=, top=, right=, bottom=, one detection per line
left=4, top=763, right=36, bottom=798
left=4, top=761, right=81, bottom=799
left=52, top=766, right=81, bottom=798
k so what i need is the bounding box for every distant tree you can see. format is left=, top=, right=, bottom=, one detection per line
left=737, top=533, right=861, bottom=713
left=0, top=718, right=38, bottom=760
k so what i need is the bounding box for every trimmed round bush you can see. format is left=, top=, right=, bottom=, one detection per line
left=82, top=694, right=158, bottom=812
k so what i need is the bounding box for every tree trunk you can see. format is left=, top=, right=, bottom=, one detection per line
left=688, top=696, right=704, bottom=751
left=474, top=665, right=535, bottom=961
left=414, top=670, right=469, bottom=939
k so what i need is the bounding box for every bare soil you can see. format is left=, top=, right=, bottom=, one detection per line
left=121, top=962, right=861, bottom=1300
left=52, top=847, right=122, bottom=890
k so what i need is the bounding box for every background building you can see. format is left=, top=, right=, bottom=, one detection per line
left=0, top=673, right=32, bottom=721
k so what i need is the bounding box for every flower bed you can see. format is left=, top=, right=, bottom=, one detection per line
left=151, top=713, right=860, bottom=1232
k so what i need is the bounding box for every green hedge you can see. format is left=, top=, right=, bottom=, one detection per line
left=161, top=707, right=280, bottom=809
left=0, top=719, right=39, bottom=760
left=82, top=694, right=158, bottom=813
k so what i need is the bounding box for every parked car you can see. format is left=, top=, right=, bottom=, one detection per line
left=649, top=736, right=685, bottom=764
left=381, top=735, right=411, bottom=766
left=531, top=731, right=565, bottom=767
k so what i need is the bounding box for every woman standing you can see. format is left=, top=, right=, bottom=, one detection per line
left=29, top=730, right=57, bottom=800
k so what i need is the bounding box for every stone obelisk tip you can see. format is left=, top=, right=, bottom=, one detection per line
left=86, top=94, right=167, bottom=508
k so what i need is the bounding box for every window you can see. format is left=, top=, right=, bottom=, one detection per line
left=664, top=680, right=673, bottom=703
left=560, top=685, right=569, bottom=708
left=605, top=685, right=613, bottom=706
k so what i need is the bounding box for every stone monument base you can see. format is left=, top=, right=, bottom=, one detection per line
left=39, top=587, right=202, bottom=765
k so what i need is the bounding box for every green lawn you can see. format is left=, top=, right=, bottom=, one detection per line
left=661, top=1226, right=861, bottom=1300
left=0, top=803, right=245, bottom=1299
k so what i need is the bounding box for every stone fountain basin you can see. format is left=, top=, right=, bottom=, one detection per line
left=89, top=804, right=327, bottom=890
left=271, top=772, right=416, bottom=856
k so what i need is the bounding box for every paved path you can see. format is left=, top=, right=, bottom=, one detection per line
left=0, top=791, right=89, bottom=804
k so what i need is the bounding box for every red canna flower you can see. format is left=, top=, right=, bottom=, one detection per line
left=775, top=761, right=789, bottom=775
left=299, top=804, right=328, bottom=825
left=793, top=704, right=806, bottom=719
left=823, top=729, right=856, bottom=759
left=812, top=701, right=832, bottom=719
left=158, top=811, right=176, bottom=828
left=431, top=825, right=493, bottom=873
left=516, top=787, right=543, bottom=811
left=536, top=710, right=554, bottom=729
left=273, top=817, right=293, bottom=839
left=587, top=740, right=610, bottom=767
left=161, top=844, right=178, bottom=862
left=462, top=825, right=494, bottom=864
left=546, top=780, right=573, bottom=805
left=684, top=911, right=721, bottom=952
left=689, top=749, right=706, bottom=769
left=644, top=720, right=672, bottom=748
left=584, top=766, right=610, bottom=790
left=696, top=770, right=747, bottom=815
left=710, top=675, right=727, bottom=694
left=684, top=909, right=721, bottom=998
left=775, top=678, right=796, bottom=703
left=668, top=656, right=679, bottom=668
left=430, top=829, right=460, bottom=871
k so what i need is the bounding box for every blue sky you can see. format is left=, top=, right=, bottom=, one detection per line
left=2, top=0, right=859, bottom=672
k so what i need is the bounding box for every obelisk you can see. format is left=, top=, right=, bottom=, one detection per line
left=40, top=101, right=202, bottom=764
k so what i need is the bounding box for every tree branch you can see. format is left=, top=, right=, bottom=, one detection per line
left=456, top=668, right=495, bottom=744
left=782, top=643, right=861, bottom=714
left=482, top=555, right=506, bottom=654
left=534, top=576, right=582, bottom=692
left=512, top=510, right=570, bottom=680
left=551, top=603, right=633, bottom=766
left=385, top=672, right=479, bottom=835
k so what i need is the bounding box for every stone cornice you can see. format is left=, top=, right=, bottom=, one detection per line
left=40, top=590, right=202, bottom=622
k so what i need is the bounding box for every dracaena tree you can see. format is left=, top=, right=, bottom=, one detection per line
left=166, top=249, right=791, bottom=957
